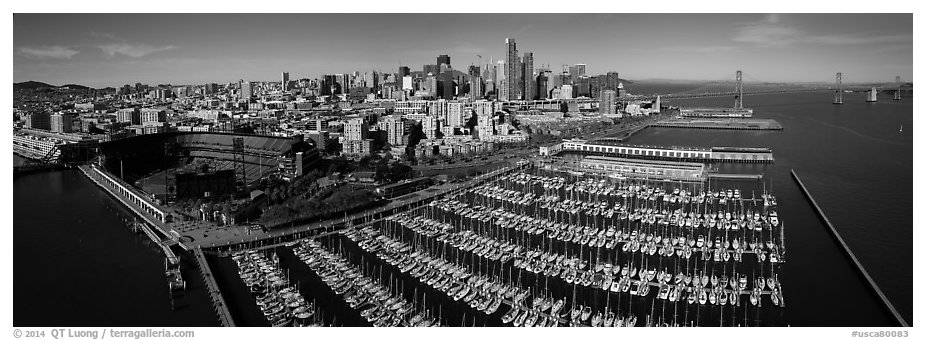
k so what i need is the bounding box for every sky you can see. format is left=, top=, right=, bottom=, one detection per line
left=13, top=13, right=913, bottom=88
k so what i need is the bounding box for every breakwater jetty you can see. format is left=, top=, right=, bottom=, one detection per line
left=791, top=170, right=908, bottom=327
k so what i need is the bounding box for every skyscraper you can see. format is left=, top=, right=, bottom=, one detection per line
left=439, top=71, right=455, bottom=99
left=600, top=90, right=617, bottom=114
left=468, top=65, right=481, bottom=77
left=399, top=66, right=410, bottom=79
left=605, top=72, right=620, bottom=92
left=281, top=72, right=290, bottom=91
left=496, top=60, right=508, bottom=101
left=575, top=64, right=586, bottom=77
left=469, top=75, right=483, bottom=99
left=240, top=80, right=252, bottom=99
left=505, top=38, right=519, bottom=101
left=437, top=54, right=451, bottom=69
left=521, top=52, right=534, bottom=100
left=536, top=72, right=549, bottom=99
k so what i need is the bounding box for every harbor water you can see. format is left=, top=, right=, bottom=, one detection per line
left=13, top=159, right=219, bottom=326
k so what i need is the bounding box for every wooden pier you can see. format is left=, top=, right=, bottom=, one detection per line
left=653, top=118, right=783, bottom=131
left=192, top=247, right=236, bottom=327
left=791, top=170, right=908, bottom=327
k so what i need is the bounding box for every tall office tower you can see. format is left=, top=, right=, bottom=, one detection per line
left=281, top=72, right=290, bottom=91
left=321, top=75, right=340, bottom=95
left=536, top=73, right=549, bottom=99
left=599, top=90, right=617, bottom=114
left=605, top=71, right=620, bottom=92
left=339, top=74, right=351, bottom=93
left=496, top=60, right=509, bottom=101
left=345, top=117, right=368, bottom=141
left=240, top=80, right=252, bottom=99
left=423, top=64, right=440, bottom=75
left=439, top=71, right=455, bottom=99
left=576, top=76, right=590, bottom=97
left=437, top=54, right=451, bottom=69
left=589, top=76, right=601, bottom=99
left=399, top=66, right=410, bottom=79
left=568, top=65, right=579, bottom=84
left=505, top=38, right=519, bottom=101
left=426, top=74, right=438, bottom=97
left=469, top=75, right=483, bottom=99
left=575, top=64, right=586, bottom=77
left=468, top=65, right=481, bottom=77
left=521, top=52, right=534, bottom=100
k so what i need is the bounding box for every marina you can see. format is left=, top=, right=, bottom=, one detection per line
left=210, top=163, right=788, bottom=326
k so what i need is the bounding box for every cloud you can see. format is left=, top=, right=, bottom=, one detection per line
left=98, top=43, right=177, bottom=58
left=733, top=14, right=912, bottom=47
left=18, top=46, right=80, bottom=59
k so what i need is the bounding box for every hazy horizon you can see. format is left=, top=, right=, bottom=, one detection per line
left=14, top=13, right=913, bottom=88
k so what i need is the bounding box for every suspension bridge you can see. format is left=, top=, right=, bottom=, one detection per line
left=648, top=71, right=910, bottom=105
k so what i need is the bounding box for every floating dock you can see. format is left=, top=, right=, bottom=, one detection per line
left=791, top=170, right=908, bottom=327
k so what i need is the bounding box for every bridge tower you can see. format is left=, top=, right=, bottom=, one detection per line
left=894, top=76, right=902, bottom=100
left=733, top=70, right=744, bottom=109
left=833, top=72, right=843, bottom=105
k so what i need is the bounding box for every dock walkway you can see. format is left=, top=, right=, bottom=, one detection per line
left=192, top=247, right=236, bottom=327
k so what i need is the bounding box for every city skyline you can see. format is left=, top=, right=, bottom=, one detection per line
left=14, top=13, right=913, bottom=87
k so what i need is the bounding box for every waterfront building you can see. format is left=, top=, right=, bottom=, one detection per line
left=679, top=107, right=753, bottom=118
left=50, top=113, right=77, bottom=133
left=24, top=112, right=51, bottom=130
left=579, top=156, right=706, bottom=182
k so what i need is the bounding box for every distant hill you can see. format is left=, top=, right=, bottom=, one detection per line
left=14, top=81, right=95, bottom=91
left=59, top=84, right=93, bottom=90
left=14, top=81, right=55, bottom=90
